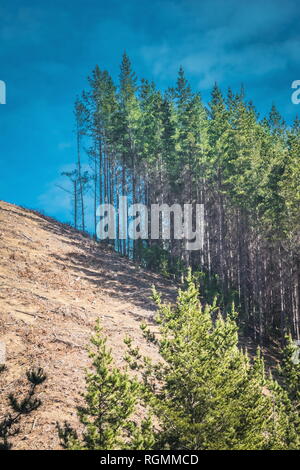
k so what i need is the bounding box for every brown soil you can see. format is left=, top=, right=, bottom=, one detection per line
left=0, top=200, right=176, bottom=450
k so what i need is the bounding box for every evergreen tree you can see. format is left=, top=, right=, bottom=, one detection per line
left=0, top=366, right=46, bottom=450
left=61, top=55, right=300, bottom=346
left=279, top=336, right=300, bottom=403
left=58, top=321, right=154, bottom=450
left=126, top=272, right=298, bottom=449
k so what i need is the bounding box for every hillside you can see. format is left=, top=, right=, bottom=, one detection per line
left=0, top=201, right=176, bottom=450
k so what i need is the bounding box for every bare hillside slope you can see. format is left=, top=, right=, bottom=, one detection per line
left=0, top=201, right=175, bottom=449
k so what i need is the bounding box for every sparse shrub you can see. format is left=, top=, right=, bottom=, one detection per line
left=0, top=367, right=47, bottom=450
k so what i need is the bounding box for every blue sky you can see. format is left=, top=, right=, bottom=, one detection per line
left=0, top=0, right=299, bottom=223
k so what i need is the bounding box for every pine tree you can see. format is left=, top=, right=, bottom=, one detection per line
left=0, top=366, right=46, bottom=450
left=126, top=272, right=298, bottom=450
left=117, top=53, right=141, bottom=256
left=58, top=320, right=154, bottom=450
left=279, top=336, right=300, bottom=403
left=74, top=97, right=89, bottom=231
